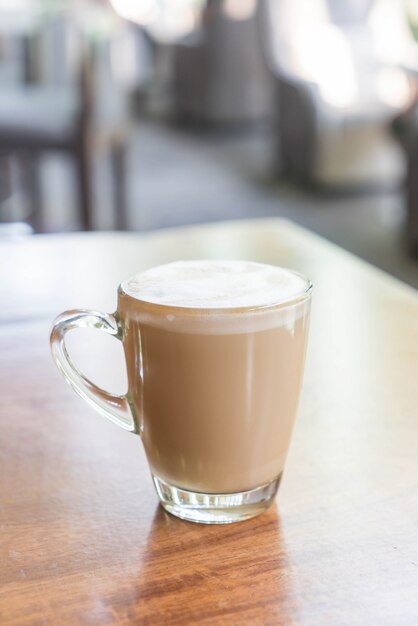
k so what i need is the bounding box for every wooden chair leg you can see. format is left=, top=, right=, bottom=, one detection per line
left=111, top=142, right=128, bottom=231
left=76, top=140, right=93, bottom=231
left=23, top=152, right=43, bottom=232
left=0, top=152, right=12, bottom=206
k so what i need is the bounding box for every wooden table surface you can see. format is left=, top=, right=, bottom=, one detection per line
left=1, top=219, right=418, bottom=626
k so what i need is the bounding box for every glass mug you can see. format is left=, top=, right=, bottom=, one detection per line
left=50, top=261, right=312, bottom=524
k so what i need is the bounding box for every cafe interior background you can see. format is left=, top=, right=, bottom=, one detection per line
left=1, top=0, right=418, bottom=290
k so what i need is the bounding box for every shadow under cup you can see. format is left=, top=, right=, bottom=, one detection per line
left=117, top=279, right=312, bottom=524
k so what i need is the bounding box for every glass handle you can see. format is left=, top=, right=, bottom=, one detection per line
left=50, top=309, right=137, bottom=434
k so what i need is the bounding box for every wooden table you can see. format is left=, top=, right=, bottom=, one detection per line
left=1, top=219, right=418, bottom=626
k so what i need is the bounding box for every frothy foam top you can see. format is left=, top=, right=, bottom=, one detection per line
left=121, top=261, right=308, bottom=309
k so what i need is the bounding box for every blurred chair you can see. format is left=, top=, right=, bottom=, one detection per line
left=259, top=0, right=417, bottom=188
left=0, top=3, right=42, bottom=87
left=0, top=50, right=92, bottom=231
left=406, top=136, right=418, bottom=253
left=173, top=0, right=272, bottom=125
left=394, top=104, right=418, bottom=253
left=0, top=15, right=130, bottom=232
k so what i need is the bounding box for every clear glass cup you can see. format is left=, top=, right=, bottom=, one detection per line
left=50, top=262, right=312, bottom=524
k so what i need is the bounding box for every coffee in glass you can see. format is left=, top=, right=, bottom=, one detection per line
left=51, top=260, right=312, bottom=523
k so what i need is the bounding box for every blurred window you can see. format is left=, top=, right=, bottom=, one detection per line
left=222, top=0, right=256, bottom=21
left=326, top=0, right=373, bottom=25
left=292, top=24, right=358, bottom=108
left=406, top=0, right=418, bottom=40
left=109, top=0, right=206, bottom=41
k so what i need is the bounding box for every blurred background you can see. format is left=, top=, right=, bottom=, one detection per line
left=1, top=0, right=418, bottom=287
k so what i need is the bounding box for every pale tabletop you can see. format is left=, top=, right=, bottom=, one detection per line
left=1, top=219, right=418, bottom=626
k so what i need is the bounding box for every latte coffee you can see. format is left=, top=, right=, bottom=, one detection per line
left=51, top=260, right=312, bottom=523
left=118, top=261, right=310, bottom=493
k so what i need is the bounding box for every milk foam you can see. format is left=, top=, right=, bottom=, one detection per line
left=122, top=261, right=308, bottom=309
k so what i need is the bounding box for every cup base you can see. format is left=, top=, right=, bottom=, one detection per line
left=152, top=474, right=282, bottom=524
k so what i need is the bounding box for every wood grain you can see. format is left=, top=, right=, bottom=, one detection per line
left=1, top=219, right=418, bottom=625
